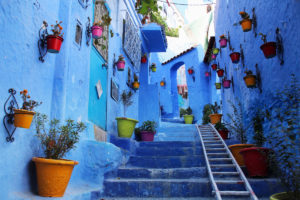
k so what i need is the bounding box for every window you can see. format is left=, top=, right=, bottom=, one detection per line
left=74, top=19, right=83, bottom=50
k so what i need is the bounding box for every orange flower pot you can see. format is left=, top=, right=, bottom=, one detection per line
left=209, top=113, right=222, bottom=124
left=240, top=19, right=252, bottom=32
left=13, top=109, right=35, bottom=129
left=228, top=144, right=255, bottom=166
left=243, top=75, right=256, bottom=88
left=132, top=81, right=140, bottom=89
left=32, top=157, right=78, bottom=197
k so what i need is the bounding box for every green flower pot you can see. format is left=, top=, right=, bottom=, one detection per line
left=151, top=67, right=157, bottom=72
left=270, top=192, right=297, bottom=200
left=213, top=48, right=219, bottom=55
left=183, top=115, right=194, bottom=124
left=116, top=117, right=138, bottom=138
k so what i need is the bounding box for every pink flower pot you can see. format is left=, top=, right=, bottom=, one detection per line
left=140, top=131, right=155, bottom=141
left=117, top=61, right=125, bottom=71
left=211, top=54, right=217, bottom=60
left=219, top=38, right=227, bottom=48
left=91, top=25, right=103, bottom=39
left=205, top=72, right=210, bottom=77
left=223, top=80, right=231, bottom=88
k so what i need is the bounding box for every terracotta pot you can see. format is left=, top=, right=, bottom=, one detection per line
left=218, top=130, right=229, bottom=139
left=91, top=25, right=103, bottom=39
left=217, top=69, right=224, bottom=77
left=228, top=144, right=255, bottom=166
left=132, top=81, right=140, bottom=89
left=211, top=64, right=217, bottom=71
left=223, top=79, right=231, bottom=88
left=46, top=35, right=63, bottom=53
left=140, top=131, right=155, bottom=141
left=215, top=83, right=221, bottom=89
left=260, top=42, right=277, bottom=58
left=13, top=109, right=35, bottom=129
left=240, top=147, right=271, bottom=177
left=209, top=113, right=222, bottom=124
left=117, top=60, right=125, bottom=71
left=243, top=75, right=256, bottom=88
left=219, top=38, right=227, bottom=48
left=160, top=81, right=165, bottom=86
left=240, top=19, right=252, bottom=32
left=230, top=52, right=240, bottom=64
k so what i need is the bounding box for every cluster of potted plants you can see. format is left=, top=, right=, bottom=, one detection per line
left=180, top=107, right=194, bottom=124
left=134, top=120, right=157, bottom=142
left=201, top=102, right=222, bottom=124
left=47, top=21, right=64, bottom=53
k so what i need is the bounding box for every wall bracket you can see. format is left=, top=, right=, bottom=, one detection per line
left=86, top=17, right=92, bottom=46
left=276, top=28, right=284, bottom=65
left=38, top=21, right=49, bottom=62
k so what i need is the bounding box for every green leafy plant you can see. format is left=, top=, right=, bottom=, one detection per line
left=202, top=104, right=213, bottom=124
left=244, top=70, right=253, bottom=76
left=139, top=120, right=157, bottom=132
left=252, top=110, right=266, bottom=147
left=118, top=55, right=125, bottom=62
left=180, top=107, right=192, bottom=117
left=210, top=102, right=221, bottom=114
left=215, top=122, right=228, bottom=131
left=35, top=113, right=86, bottom=159
left=121, top=90, right=134, bottom=117
left=19, top=89, right=42, bottom=111
left=265, top=74, right=300, bottom=197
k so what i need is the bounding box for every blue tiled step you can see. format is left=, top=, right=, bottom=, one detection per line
left=138, top=141, right=200, bottom=148
left=127, top=155, right=205, bottom=168
left=154, top=135, right=198, bottom=141
left=135, top=146, right=203, bottom=156
left=105, top=167, right=207, bottom=179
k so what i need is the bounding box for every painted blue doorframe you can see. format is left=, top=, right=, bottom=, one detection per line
left=170, top=62, right=184, bottom=118
left=88, top=46, right=107, bottom=130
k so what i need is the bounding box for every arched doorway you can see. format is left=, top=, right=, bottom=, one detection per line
left=177, top=65, right=189, bottom=111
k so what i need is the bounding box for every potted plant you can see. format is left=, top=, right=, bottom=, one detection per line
left=217, top=68, right=224, bottom=77
left=160, top=79, right=166, bottom=87
left=33, top=113, right=86, bottom=197
left=47, top=21, right=64, bottom=53
left=91, top=14, right=112, bottom=39
left=183, top=107, right=194, bottom=124
left=116, top=90, right=138, bottom=138
left=116, top=55, right=125, bottom=71
left=259, top=33, right=277, bottom=59
left=239, top=11, right=252, bottom=32
left=132, top=74, right=140, bottom=90
left=151, top=63, right=157, bottom=72
left=211, top=53, right=217, bottom=60
left=202, top=104, right=213, bottom=125
left=219, top=34, right=227, bottom=48
left=135, top=121, right=157, bottom=141
left=226, top=100, right=254, bottom=166
left=205, top=71, right=210, bottom=77
left=230, top=51, right=241, bottom=64
left=14, top=89, right=41, bottom=129
left=213, top=48, right=219, bottom=55
left=141, top=54, right=147, bottom=63
left=243, top=70, right=257, bottom=88
left=222, top=78, right=231, bottom=89
left=188, top=68, right=194, bottom=75
left=209, top=102, right=222, bottom=124
left=214, top=122, right=229, bottom=139
left=215, top=83, right=221, bottom=89
left=267, top=74, right=300, bottom=199
left=211, top=63, right=217, bottom=71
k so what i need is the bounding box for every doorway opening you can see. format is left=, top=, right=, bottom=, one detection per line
left=177, top=64, right=189, bottom=113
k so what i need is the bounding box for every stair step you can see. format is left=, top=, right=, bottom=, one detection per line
left=136, top=147, right=202, bottom=156
left=203, top=141, right=222, bottom=143
left=204, top=144, right=223, bottom=147
left=139, top=141, right=199, bottom=148
left=214, top=190, right=250, bottom=196
left=212, top=172, right=239, bottom=175
left=206, top=148, right=226, bottom=151
left=215, top=180, right=244, bottom=184
left=208, top=158, right=232, bottom=161
left=207, top=153, right=228, bottom=155
left=210, top=164, right=235, bottom=168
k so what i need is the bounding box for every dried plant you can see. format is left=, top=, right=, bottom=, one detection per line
left=50, top=21, right=64, bottom=37
left=121, top=90, right=134, bottom=117
left=19, top=89, right=42, bottom=111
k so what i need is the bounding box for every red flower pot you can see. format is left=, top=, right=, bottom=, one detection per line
left=260, top=42, right=277, bottom=58
left=140, top=131, right=155, bottom=141
left=240, top=147, right=271, bottom=177
left=211, top=64, right=217, bottom=71
left=230, top=52, right=240, bottom=64
left=188, top=68, right=194, bottom=75
left=218, top=130, right=228, bottom=139
left=223, top=79, right=231, bottom=88
left=219, top=38, right=227, bottom=48
left=46, top=35, right=63, bottom=53
left=141, top=56, right=147, bottom=63
left=217, top=69, right=224, bottom=77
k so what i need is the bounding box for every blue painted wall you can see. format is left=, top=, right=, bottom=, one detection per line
left=214, top=0, right=300, bottom=144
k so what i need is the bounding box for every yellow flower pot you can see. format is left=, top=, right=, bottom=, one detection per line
left=243, top=75, right=256, bottom=88
left=228, top=144, right=255, bottom=166
left=116, top=117, right=138, bottom=138
left=183, top=115, right=194, bottom=124
left=209, top=113, right=222, bottom=124
left=133, top=81, right=140, bottom=89
left=13, top=109, right=35, bottom=129
left=270, top=192, right=297, bottom=200
left=32, top=157, right=78, bottom=197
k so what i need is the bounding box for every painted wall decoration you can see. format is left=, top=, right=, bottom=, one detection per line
left=123, top=12, right=141, bottom=72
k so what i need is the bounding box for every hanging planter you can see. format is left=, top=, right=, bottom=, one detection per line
left=219, top=35, right=227, bottom=48
left=151, top=63, right=157, bottom=72
left=211, top=54, right=217, bottom=60
left=230, top=52, right=240, bottom=63
left=239, top=12, right=252, bottom=32
left=160, top=80, right=166, bottom=87
left=91, top=25, right=103, bottom=39
left=217, top=69, right=224, bottom=77
left=259, top=33, right=277, bottom=58
left=132, top=74, right=140, bottom=90
left=215, top=83, right=221, bottom=89
left=223, top=79, right=231, bottom=88
left=141, top=54, right=147, bottom=63
left=91, top=16, right=111, bottom=39
left=205, top=72, right=210, bottom=77
left=211, top=64, right=217, bottom=71
left=116, top=55, right=125, bottom=71
left=243, top=70, right=257, bottom=88
left=212, top=48, right=219, bottom=55
left=46, top=21, right=64, bottom=53
left=188, top=68, right=194, bottom=75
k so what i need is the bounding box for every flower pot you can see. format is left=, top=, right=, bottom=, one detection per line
left=211, top=54, right=217, bottom=60
left=140, top=131, right=155, bottom=141
left=188, top=69, right=194, bottom=75
left=116, top=117, right=138, bottom=138
left=240, top=19, right=252, bottom=32
left=243, top=75, right=256, bottom=88
left=240, top=147, right=270, bottom=177
left=151, top=67, right=157, bottom=72
left=205, top=72, right=210, bottom=77
left=91, top=25, right=103, bottom=39
left=211, top=64, right=217, bottom=71
left=260, top=42, right=277, bottom=58
left=46, top=35, right=63, bottom=53
left=219, top=38, right=227, bottom=48
left=117, top=61, right=125, bottom=71
left=183, top=115, right=194, bottom=124
left=141, top=57, right=147, bottom=63
left=230, top=52, right=240, bottom=64
left=13, top=109, right=35, bottom=129
left=133, top=81, right=140, bottom=90
left=213, top=48, right=219, bottom=55
left=270, top=192, right=297, bottom=200
left=209, top=113, right=222, bottom=124
left=218, top=130, right=229, bottom=139
left=215, top=83, right=221, bottom=89
left=228, top=144, right=255, bottom=166
left=217, top=69, right=224, bottom=77
left=160, top=81, right=165, bottom=87
left=32, top=157, right=78, bottom=197
left=223, top=79, right=231, bottom=88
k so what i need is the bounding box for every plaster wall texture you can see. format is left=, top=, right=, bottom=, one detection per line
left=214, top=0, right=300, bottom=143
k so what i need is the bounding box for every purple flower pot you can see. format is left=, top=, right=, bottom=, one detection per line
left=117, top=61, right=125, bottom=71
left=91, top=25, right=103, bottom=39
left=219, top=38, right=227, bottom=48
left=223, top=80, right=231, bottom=88
left=141, top=131, right=155, bottom=141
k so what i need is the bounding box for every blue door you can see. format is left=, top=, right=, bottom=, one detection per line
left=88, top=47, right=107, bottom=130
